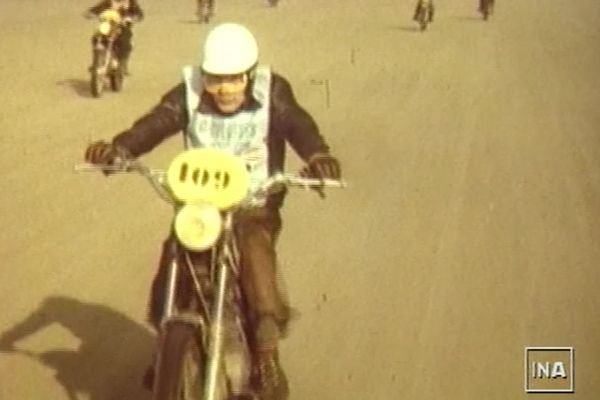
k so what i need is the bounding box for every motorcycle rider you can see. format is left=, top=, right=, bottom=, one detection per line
left=84, top=22, right=341, bottom=399
left=84, top=0, right=144, bottom=75
left=413, top=0, right=434, bottom=23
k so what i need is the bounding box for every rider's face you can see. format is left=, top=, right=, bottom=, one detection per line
left=202, top=73, right=248, bottom=114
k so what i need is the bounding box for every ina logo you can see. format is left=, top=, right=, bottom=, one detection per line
left=524, top=347, right=574, bottom=393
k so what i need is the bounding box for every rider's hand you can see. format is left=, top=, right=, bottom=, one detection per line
left=82, top=11, right=95, bottom=20
left=300, top=153, right=341, bottom=180
left=84, top=141, right=132, bottom=175
left=84, top=140, right=120, bottom=165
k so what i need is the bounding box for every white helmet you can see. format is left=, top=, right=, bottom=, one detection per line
left=201, top=23, right=259, bottom=75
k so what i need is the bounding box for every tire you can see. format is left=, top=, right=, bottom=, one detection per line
left=197, top=10, right=209, bottom=23
left=90, top=48, right=105, bottom=98
left=153, top=321, right=205, bottom=400
left=418, top=8, right=428, bottom=31
left=197, top=0, right=211, bottom=23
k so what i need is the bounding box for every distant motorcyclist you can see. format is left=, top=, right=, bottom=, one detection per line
left=413, top=0, right=434, bottom=23
left=479, top=0, right=495, bottom=16
left=84, top=0, right=144, bottom=74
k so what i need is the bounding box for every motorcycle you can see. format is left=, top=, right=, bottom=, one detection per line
left=86, top=10, right=133, bottom=97
left=414, top=0, right=434, bottom=31
left=76, top=148, right=345, bottom=400
left=479, top=0, right=494, bottom=20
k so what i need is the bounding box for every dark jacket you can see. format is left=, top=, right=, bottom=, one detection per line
left=112, top=71, right=331, bottom=208
left=88, top=0, right=144, bottom=19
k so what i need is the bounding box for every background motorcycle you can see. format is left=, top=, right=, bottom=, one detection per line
left=86, top=12, right=131, bottom=97
left=197, top=0, right=214, bottom=23
left=415, top=0, right=434, bottom=31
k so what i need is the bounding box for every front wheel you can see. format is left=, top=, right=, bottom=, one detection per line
left=152, top=321, right=205, bottom=400
left=418, top=8, right=428, bottom=31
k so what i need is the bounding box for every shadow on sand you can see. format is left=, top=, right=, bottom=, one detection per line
left=56, top=79, right=95, bottom=99
left=398, top=25, right=426, bottom=32
left=178, top=19, right=205, bottom=24
left=0, top=296, right=155, bottom=400
left=453, top=15, right=486, bottom=21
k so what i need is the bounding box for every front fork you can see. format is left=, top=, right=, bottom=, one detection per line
left=92, top=40, right=117, bottom=75
left=203, top=246, right=230, bottom=400
left=156, top=230, right=249, bottom=400
left=158, top=219, right=249, bottom=400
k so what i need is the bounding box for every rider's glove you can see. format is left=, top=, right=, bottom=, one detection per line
left=300, top=153, right=341, bottom=180
left=84, top=141, right=131, bottom=174
left=85, top=140, right=119, bottom=165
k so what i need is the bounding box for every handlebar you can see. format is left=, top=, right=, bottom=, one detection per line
left=75, top=159, right=347, bottom=206
left=83, top=11, right=141, bottom=24
left=75, top=159, right=173, bottom=204
left=256, top=172, right=346, bottom=194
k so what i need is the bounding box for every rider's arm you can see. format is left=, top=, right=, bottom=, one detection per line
left=270, top=73, right=331, bottom=161
left=127, top=0, right=145, bottom=20
left=0, top=303, right=53, bottom=350
left=87, top=0, right=110, bottom=15
left=111, top=83, right=189, bottom=157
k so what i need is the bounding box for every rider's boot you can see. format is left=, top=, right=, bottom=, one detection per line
left=254, top=316, right=289, bottom=400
